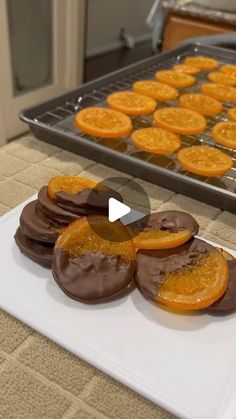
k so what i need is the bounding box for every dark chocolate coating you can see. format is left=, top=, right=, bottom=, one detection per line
left=14, top=227, right=53, bottom=268
left=135, top=238, right=213, bottom=301
left=20, top=200, right=59, bottom=243
left=38, top=186, right=79, bottom=224
left=52, top=247, right=135, bottom=303
left=56, top=187, right=122, bottom=214
left=129, top=210, right=199, bottom=236
left=206, top=260, right=236, bottom=315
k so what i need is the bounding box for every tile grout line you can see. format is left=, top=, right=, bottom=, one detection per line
left=0, top=349, right=108, bottom=419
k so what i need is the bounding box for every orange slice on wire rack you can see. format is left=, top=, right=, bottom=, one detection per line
left=212, top=121, right=236, bottom=149
left=132, top=80, right=178, bottom=101
left=75, top=107, right=132, bottom=138
left=208, top=72, right=236, bottom=86
left=220, top=64, right=236, bottom=75
left=200, top=83, right=236, bottom=102
left=107, top=91, right=156, bottom=116
left=156, top=247, right=228, bottom=311
left=228, top=107, right=236, bottom=122
left=179, top=93, right=223, bottom=116
left=184, top=56, right=219, bottom=70
left=155, top=70, right=196, bottom=88
left=153, top=107, right=206, bottom=135
left=131, top=127, right=181, bottom=155
left=48, top=176, right=99, bottom=200
left=177, top=145, right=233, bottom=177
left=173, top=63, right=201, bottom=75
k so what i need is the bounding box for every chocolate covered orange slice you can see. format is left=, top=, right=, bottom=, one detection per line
left=48, top=176, right=97, bottom=201
left=75, top=107, right=132, bottom=138
left=20, top=200, right=62, bottom=243
left=52, top=216, right=135, bottom=303
left=129, top=211, right=199, bottom=250
left=155, top=70, right=196, bottom=88
left=38, top=186, right=80, bottom=224
left=14, top=227, right=54, bottom=268
left=212, top=122, right=236, bottom=149
left=153, top=107, right=206, bottom=135
left=48, top=176, right=122, bottom=215
left=136, top=238, right=229, bottom=311
left=206, top=259, right=236, bottom=315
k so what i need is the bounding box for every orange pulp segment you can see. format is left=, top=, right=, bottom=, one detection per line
left=173, top=64, right=200, bottom=75
left=208, top=72, right=236, bottom=86
left=75, top=107, right=132, bottom=138
left=131, top=127, right=181, bottom=155
left=156, top=249, right=228, bottom=310
left=177, top=145, right=233, bottom=177
left=228, top=108, right=236, bottom=122
left=56, top=216, right=136, bottom=262
left=179, top=93, right=222, bottom=116
left=155, top=70, right=196, bottom=88
left=132, top=228, right=192, bottom=250
left=107, top=91, right=156, bottom=116
left=133, top=80, right=178, bottom=101
left=153, top=107, right=206, bottom=135
left=48, top=176, right=98, bottom=200
left=184, top=56, right=219, bottom=70
left=200, top=83, right=236, bottom=102
left=212, top=122, right=236, bottom=149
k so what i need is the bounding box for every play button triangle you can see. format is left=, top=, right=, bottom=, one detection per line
left=108, top=198, right=131, bottom=222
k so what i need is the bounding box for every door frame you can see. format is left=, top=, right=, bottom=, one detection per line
left=0, top=0, right=86, bottom=143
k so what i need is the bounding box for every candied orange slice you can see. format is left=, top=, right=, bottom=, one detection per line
left=220, top=64, right=236, bottom=75
left=107, top=91, right=156, bottom=116
left=179, top=93, right=222, bottom=116
left=184, top=56, right=219, bottom=70
left=200, top=83, right=236, bottom=102
left=177, top=145, right=233, bottom=177
left=131, top=127, right=181, bottom=155
left=133, top=80, right=178, bottom=101
left=208, top=72, right=236, bottom=86
left=156, top=249, right=228, bottom=310
left=212, top=122, right=236, bottom=149
left=228, top=107, right=236, bottom=122
left=56, top=216, right=136, bottom=262
left=173, top=64, right=200, bottom=75
left=155, top=70, right=195, bottom=88
left=48, top=176, right=98, bottom=200
left=75, top=107, right=132, bottom=138
left=132, top=229, right=192, bottom=250
left=153, top=107, right=206, bottom=135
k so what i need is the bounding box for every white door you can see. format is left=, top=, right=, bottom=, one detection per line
left=0, top=0, right=85, bottom=145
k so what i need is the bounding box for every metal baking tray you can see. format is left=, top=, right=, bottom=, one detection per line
left=20, top=44, right=236, bottom=213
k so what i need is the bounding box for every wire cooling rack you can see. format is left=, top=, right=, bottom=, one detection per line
left=20, top=44, right=236, bottom=213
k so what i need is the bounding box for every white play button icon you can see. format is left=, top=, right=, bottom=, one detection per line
left=108, top=198, right=131, bottom=222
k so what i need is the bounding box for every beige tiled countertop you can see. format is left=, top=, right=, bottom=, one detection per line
left=0, top=135, right=235, bottom=419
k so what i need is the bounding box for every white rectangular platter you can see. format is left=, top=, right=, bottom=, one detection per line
left=1, top=197, right=236, bottom=419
